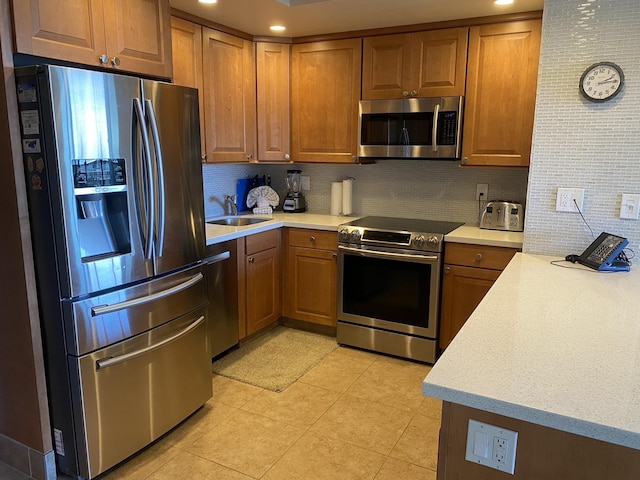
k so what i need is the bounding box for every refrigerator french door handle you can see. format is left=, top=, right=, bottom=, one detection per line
left=133, top=98, right=155, bottom=260
left=91, top=273, right=204, bottom=317
left=145, top=99, right=166, bottom=256
left=95, top=316, right=205, bottom=369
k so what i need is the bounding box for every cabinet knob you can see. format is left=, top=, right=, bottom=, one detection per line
left=476, top=253, right=483, bottom=261
left=461, top=157, right=469, bottom=165
left=111, top=56, right=121, bottom=67
left=284, top=153, right=290, bottom=160
left=201, top=154, right=207, bottom=162
left=444, top=266, right=451, bottom=274
left=98, top=54, right=109, bottom=65
left=310, top=236, right=316, bottom=243
left=247, top=154, right=253, bottom=161
left=332, top=253, right=337, bottom=259
left=411, top=90, right=418, bottom=97
left=248, top=257, right=254, bottom=263
left=402, top=90, right=410, bottom=97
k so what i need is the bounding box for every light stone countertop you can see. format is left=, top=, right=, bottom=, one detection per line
left=205, top=213, right=524, bottom=248
left=423, top=252, right=640, bottom=450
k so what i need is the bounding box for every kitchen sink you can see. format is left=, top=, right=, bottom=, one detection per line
left=207, top=217, right=270, bottom=227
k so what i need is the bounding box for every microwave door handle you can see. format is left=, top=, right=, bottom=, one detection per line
left=432, top=103, right=440, bottom=152
left=133, top=98, right=155, bottom=260
left=145, top=99, right=165, bottom=256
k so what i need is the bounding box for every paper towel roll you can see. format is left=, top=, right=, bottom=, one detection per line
left=330, top=182, right=342, bottom=215
left=342, top=178, right=353, bottom=216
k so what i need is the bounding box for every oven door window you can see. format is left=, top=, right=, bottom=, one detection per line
left=341, top=254, right=432, bottom=328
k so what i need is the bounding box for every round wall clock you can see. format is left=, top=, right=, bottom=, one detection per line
left=579, top=62, right=624, bottom=102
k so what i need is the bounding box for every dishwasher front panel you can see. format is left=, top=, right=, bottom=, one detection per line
left=73, top=307, right=211, bottom=479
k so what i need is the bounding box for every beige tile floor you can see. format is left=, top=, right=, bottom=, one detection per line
left=53, top=346, right=442, bottom=480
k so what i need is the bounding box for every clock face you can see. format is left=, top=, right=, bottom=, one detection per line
left=579, top=62, right=624, bottom=102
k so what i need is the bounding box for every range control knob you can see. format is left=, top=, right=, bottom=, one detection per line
left=350, top=230, right=361, bottom=242
left=338, top=228, right=350, bottom=242
left=427, top=236, right=440, bottom=247
left=413, top=235, right=426, bottom=248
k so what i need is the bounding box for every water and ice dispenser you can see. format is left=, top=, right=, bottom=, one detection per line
left=73, top=159, right=131, bottom=262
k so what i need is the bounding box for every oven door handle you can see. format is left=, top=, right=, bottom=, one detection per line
left=338, top=245, right=439, bottom=262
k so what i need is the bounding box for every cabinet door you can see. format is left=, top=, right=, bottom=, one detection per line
left=256, top=42, right=290, bottom=162
left=462, top=20, right=541, bottom=167
left=202, top=28, right=256, bottom=163
left=12, top=0, right=107, bottom=66
left=291, top=39, right=361, bottom=163
left=439, top=264, right=501, bottom=350
left=246, top=247, right=281, bottom=336
left=411, top=28, right=468, bottom=97
left=284, top=246, right=337, bottom=326
left=362, top=34, right=412, bottom=100
left=171, top=17, right=205, bottom=159
left=102, top=0, right=172, bottom=78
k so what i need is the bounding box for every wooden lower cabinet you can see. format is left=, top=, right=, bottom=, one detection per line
left=437, top=402, right=640, bottom=480
left=283, top=228, right=338, bottom=327
left=439, top=243, right=518, bottom=350
left=238, top=229, right=281, bottom=339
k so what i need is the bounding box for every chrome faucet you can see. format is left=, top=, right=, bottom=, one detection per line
left=224, top=194, right=238, bottom=216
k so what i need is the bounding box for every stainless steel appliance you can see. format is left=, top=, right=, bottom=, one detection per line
left=205, top=240, right=239, bottom=358
left=358, top=96, right=463, bottom=159
left=337, top=216, right=463, bottom=363
left=283, top=169, right=306, bottom=212
left=15, top=65, right=211, bottom=479
left=480, top=201, right=524, bottom=232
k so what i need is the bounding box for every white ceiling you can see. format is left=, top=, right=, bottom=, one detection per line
left=169, top=0, right=544, bottom=38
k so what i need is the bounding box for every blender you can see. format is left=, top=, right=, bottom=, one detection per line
left=283, top=169, right=306, bottom=212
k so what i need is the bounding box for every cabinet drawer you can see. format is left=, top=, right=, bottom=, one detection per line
left=444, top=243, right=518, bottom=270
left=287, top=228, right=337, bottom=250
left=245, top=229, right=280, bottom=255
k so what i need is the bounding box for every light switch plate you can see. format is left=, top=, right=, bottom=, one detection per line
left=465, top=419, right=518, bottom=474
left=620, top=193, right=640, bottom=219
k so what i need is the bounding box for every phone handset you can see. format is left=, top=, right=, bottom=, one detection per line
left=566, top=232, right=630, bottom=272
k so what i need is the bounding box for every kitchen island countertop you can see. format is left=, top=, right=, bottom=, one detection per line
left=423, top=252, right=640, bottom=450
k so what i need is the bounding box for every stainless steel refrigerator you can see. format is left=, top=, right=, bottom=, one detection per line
left=15, top=65, right=212, bottom=479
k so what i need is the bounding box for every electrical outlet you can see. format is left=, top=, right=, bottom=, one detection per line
left=620, top=194, right=640, bottom=220
left=476, top=184, right=489, bottom=201
left=465, top=420, right=518, bottom=475
left=556, top=188, right=585, bottom=213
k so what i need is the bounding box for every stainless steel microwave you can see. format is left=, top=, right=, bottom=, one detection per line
left=358, top=96, right=463, bottom=160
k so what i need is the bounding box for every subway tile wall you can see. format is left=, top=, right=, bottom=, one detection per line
left=525, top=0, right=640, bottom=255
left=203, top=162, right=529, bottom=225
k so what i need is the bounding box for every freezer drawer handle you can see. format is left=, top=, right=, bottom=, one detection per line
left=95, top=315, right=205, bottom=370
left=91, top=273, right=204, bottom=317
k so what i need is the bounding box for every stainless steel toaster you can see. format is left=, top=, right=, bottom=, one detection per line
left=480, top=201, right=524, bottom=232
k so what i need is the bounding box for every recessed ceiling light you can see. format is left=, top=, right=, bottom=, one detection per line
left=199, top=0, right=217, bottom=4
left=270, top=25, right=286, bottom=32
left=494, top=0, right=514, bottom=5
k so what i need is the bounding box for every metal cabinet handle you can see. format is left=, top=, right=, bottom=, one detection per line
left=476, top=253, right=483, bottom=261
left=402, top=90, right=409, bottom=97
left=201, top=154, right=207, bottom=162
left=99, top=54, right=109, bottom=65
left=332, top=253, right=337, bottom=259
left=284, top=153, right=290, bottom=160
left=96, top=316, right=205, bottom=369
left=111, top=56, right=121, bottom=67
left=461, top=157, right=469, bottom=165
left=411, top=90, right=418, bottom=97
left=310, top=236, right=316, bottom=243
left=248, top=257, right=254, bottom=263
left=247, top=154, right=253, bottom=161
left=444, top=266, right=451, bottom=274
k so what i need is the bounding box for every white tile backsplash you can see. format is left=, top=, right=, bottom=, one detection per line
left=525, top=0, right=640, bottom=255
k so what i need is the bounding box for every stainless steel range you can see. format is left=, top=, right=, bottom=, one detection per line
left=337, top=216, right=463, bottom=363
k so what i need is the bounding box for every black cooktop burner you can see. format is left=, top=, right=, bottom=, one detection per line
left=342, top=216, right=464, bottom=235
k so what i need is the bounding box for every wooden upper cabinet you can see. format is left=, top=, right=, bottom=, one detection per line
left=12, top=0, right=172, bottom=79
left=461, top=19, right=541, bottom=167
left=202, top=28, right=256, bottom=163
left=362, top=28, right=468, bottom=99
left=256, top=42, right=290, bottom=162
left=170, top=17, right=205, bottom=159
left=291, top=38, right=362, bottom=163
